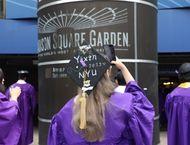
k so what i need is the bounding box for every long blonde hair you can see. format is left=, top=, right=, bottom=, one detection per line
left=72, top=72, right=116, bottom=142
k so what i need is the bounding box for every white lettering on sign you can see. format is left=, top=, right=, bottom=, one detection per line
left=38, top=36, right=51, bottom=52
left=38, top=30, right=129, bottom=53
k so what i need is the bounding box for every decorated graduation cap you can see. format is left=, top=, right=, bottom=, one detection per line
left=66, top=42, right=111, bottom=129
left=67, top=43, right=110, bottom=95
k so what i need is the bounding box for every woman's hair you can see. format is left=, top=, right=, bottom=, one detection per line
left=0, top=68, right=5, bottom=93
left=72, top=71, right=116, bottom=142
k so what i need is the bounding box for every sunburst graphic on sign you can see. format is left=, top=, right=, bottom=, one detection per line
left=38, top=7, right=128, bottom=33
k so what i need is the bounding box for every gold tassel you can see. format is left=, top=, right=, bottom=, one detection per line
left=79, top=92, right=87, bottom=129
left=179, top=82, right=190, bottom=88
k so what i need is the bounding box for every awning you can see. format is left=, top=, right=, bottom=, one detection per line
left=0, top=19, right=37, bottom=54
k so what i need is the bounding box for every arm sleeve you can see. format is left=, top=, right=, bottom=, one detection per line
left=0, top=100, right=19, bottom=121
left=124, top=81, right=155, bottom=145
left=164, top=94, right=171, bottom=119
left=48, top=115, right=67, bottom=145
left=0, top=99, right=21, bottom=143
left=29, top=86, right=37, bottom=114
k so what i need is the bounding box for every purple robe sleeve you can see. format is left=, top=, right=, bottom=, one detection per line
left=5, top=87, right=11, bottom=99
left=0, top=100, right=19, bottom=122
left=124, top=81, right=155, bottom=145
left=0, top=98, right=21, bottom=145
left=164, top=93, right=170, bottom=119
left=48, top=115, right=67, bottom=145
left=29, top=86, right=36, bottom=114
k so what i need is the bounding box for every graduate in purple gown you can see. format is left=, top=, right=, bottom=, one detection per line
left=48, top=45, right=154, bottom=145
left=6, top=70, right=36, bottom=145
left=0, top=68, right=22, bottom=145
left=165, top=63, right=190, bottom=145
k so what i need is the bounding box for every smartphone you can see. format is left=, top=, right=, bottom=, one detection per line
left=103, top=44, right=116, bottom=62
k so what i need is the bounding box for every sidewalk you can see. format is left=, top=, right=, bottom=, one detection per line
left=32, top=128, right=39, bottom=145
left=32, top=129, right=167, bottom=145
left=160, top=131, right=167, bottom=145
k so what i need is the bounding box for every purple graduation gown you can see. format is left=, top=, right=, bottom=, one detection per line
left=6, top=82, right=36, bottom=145
left=0, top=92, right=22, bottom=145
left=165, top=83, right=190, bottom=145
left=48, top=81, right=154, bottom=145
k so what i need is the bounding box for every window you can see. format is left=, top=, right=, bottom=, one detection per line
left=0, top=0, right=5, bottom=18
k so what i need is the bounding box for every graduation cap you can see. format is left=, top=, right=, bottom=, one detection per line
left=66, top=44, right=110, bottom=95
left=178, top=63, right=190, bottom=75
left=177, top=63, right=190, bottom=82
left=67, top=44, right=111, bottom=129
left=17, top=70, right=29, bottom=74
left=17, top=70, right=29, bottom=79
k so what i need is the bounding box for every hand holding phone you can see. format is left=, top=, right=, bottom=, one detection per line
left=103, top=44, right=116, bottom=62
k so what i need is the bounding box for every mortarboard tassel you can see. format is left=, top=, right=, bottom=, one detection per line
left=79, top=69, right=87, bottom=129
left=179, top=82, right=190, bottom=88
left=79, top=92, right=87, bottom=129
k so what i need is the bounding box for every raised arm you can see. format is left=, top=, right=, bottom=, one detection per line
left=111, top=59, right=135, bottom=84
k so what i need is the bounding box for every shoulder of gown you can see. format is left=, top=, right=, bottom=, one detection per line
left=110, top=81, right=154, bottom=116
left=48, top=99, right=74, bottom=145
left=110, top=81, right=155, bottom=145
left=0, top=93, right=22, bottom=145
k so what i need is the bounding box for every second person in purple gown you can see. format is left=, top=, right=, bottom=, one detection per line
left=6, top=70, right=36, bottom=145
left=165, top=63, right=190, bottom=145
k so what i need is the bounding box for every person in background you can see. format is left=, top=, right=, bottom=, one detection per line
left=0, top=68, right=22, bottom=145
left=165, top=63, right=190, bottom=145
left=48, top=46, right=154, bottom=145
left=6, top=70, right=36, bottom=145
